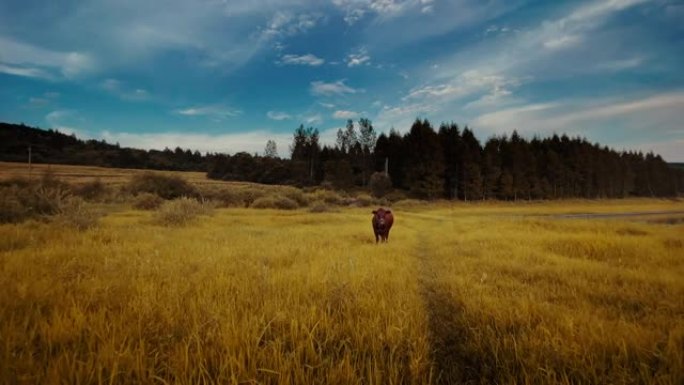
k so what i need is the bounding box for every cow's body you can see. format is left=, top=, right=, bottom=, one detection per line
left=372, top=208, right=394, bottom=243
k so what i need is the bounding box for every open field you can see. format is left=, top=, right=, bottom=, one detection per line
left=1, top=196, right=683, bottom=384
left=0, top=161, right=238, bottom=187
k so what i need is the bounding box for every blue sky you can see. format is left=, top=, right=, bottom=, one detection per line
left=1, top=0, right=683, bottom=161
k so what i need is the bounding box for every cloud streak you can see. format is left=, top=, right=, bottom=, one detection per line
left=310, top=80, right=360, bottom=96
left=279, top=53, right=325, bottom=66
left=267, top=110, right=292, bottom=120
left=174, top=105, right=242, bottom=119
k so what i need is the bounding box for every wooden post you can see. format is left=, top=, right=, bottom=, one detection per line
left=28, top=145, right=32, bottom=180
left=384, top=157, right=388, bottom=176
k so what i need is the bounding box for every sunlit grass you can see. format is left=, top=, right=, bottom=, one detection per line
left=1, top=200, right=682, bottom=384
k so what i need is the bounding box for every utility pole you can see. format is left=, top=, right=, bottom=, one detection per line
left=28, top=145, right=32, bottom=180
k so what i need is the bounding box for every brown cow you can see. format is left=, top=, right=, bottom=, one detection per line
left=372, top=208, right=394, bottom=243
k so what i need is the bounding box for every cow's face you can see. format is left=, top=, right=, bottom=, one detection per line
left=373, top=209, right=391, bottom=228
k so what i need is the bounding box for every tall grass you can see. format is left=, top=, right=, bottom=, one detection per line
left=0, top=200, right=682, bottom=384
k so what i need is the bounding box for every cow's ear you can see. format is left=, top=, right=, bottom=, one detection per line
left=372, top=210, right=377, bottom=214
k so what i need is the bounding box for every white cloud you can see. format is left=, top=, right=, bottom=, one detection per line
left=0, top=36, right=96, bottom=79
left=405, top=70, right=522, bottom=105
left=0, top=63, right=54, bottom=80
left=174, top=105, right=242, bottom=119
left=596, top=57, right=645, bottom=71
left=279, top=53, right=324, bottom=66
left=346, top=48, right=371, bottom=67
left=99, top=130, right=294, bottom=156
left=333, top=110, right=359, bottom=119
left=374, top=102, right=436, bottom=132
left=543, top=34, right=581, bottom=50
left=319, top=102, right=336, bottom=109
left=44, top=109, right=86, bottom=136
left=304, top=114, right=323, bottom=125
left=332, top=0, right=438, bottom=25
left=260, top=12, right=324, bottom=40
left=101, top=78, right=151, bottom=101
left=310, top=80, right=360, bottom=96
left=471, top=92, right=684, bottom=140
left=267, top=110, right=292, bottom=120
left=622, top=139, right=684, bottom=162
left=434, top=0, right=651, bottom=84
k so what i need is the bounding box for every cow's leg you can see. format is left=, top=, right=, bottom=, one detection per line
left=375, top=233, right=379, bottom=243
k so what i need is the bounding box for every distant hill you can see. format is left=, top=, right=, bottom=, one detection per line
left=0, top=122, right=207, bottom=171
left=669, top=163, right=684, bottom=171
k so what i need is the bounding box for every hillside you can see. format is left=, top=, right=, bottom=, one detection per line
left=0, top=122, right=207, bottom=171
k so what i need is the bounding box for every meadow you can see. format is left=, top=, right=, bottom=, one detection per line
left=0, top=163, right=683, bottom=384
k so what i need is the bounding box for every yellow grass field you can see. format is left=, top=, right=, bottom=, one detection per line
left=0, top=163, right=683, bottom=384
left=0, top=161, right=238, bottom=187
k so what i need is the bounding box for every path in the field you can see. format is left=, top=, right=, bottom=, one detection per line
left=408, top=213, right=477, bottom=385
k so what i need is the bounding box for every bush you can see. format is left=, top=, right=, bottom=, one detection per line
left=54, top=197, right=101, bottom=230
left=251, top=195, right=298, bottom=210
left=154, top=197, right=214, bottom=226
left=127, top=172, right=198, bottom=200
left=352, top=193, right=374, bottom=207
left=133, top=192, right=164, bottom=210
left=369, top=172, right=393, bottom=198
left=239, top=188, right=267, bottom=207
left=72, top=178, right=107, bottom=201
left=212, top=188, right=244, bottom=208
left=308, top=200, right=335, bottom=213
left=26, top=186, right=71, bottom=216
left=307, top=189, right=344, bottom=205
left=280, top=187, right=309, bottom=207
left=0, top=186, right=29, bottom=223
left=0, top=176, right=71, bottom=223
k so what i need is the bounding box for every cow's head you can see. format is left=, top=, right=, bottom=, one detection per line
left=372, top=208, right=392, bottom=227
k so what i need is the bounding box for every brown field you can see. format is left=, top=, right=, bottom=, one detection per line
left=0, top=161, right=237, bottom=187
left=0, top=162, right=683, bottom=384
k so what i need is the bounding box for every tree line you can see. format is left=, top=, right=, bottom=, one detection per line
left=209, top=118, right=682, bottom=199
left=1, top=123, right=206, bottom=171
left=2, top=120, right=682, bottom=199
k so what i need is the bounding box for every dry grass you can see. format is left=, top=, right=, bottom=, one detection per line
left=0, top=183, right=683, bottom=383
left=0, top=161, right=243, bottom=188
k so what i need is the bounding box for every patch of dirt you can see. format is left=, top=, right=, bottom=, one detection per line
left=415, top=235, right=483, bottom=385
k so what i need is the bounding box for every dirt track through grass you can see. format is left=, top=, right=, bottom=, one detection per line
left=407, top=212, right=473, bottom=384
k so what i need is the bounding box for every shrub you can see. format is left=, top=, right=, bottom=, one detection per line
left=353, top=193, right=374, bottom=207
left=133, top=193, right=164, bottom=210
left=307, top=189, right=344, bottom=205
left=251, top=195, right=298, bottom=210
left=154, top=197, right=214, bottom=226
left=369, top=172, right=393, bottom=198
left=308, top=200, right=335, bottom=213
left=127, top=172, right=198, bottom=200
left=212, top=188, right=244, bottom=208
left=280, top=187, right=309, bottom=207
left=72, top=178, right=107, bottom=201
left=0, top=177, right=72, bottom=223
left=239, top=188, right=267, bottom=207
left=0, top=186, right=29, bottom=223
left=54, top=197, right=101, bottom=230
left=26, top=186, right=71, bottom=216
